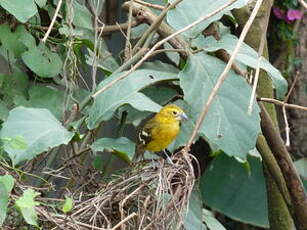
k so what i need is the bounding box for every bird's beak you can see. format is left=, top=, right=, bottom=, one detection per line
left=179, top=112, right=188, bottom=120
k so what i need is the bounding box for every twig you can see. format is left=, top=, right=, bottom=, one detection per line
left=282, top=106, right=290, bottom=146
left=248, top=1, right=272, bottom=114
left=259, top=98, right=307, bottom=111
left=124, top=0, right=135, bottom=60
left=281, top=71, right=300, bottom=146
left=184, top=0, right=263, bottom=150
left=98, top=21, right=140, bottom=33
left=122, top=1, right=189, bottom=57
left=42, top=0, right=63, bottom=43
left=92, top=0, right=238, bottom=98
left=298, top=0, right=307, bottom=9
left=134, top=0, right=164, bottom=10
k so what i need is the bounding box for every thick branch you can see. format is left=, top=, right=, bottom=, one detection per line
left=122, top=1, right=188, bottom=56
left=259, top=102, right=307, bottom=229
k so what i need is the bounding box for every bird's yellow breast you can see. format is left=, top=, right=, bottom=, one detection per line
left=144, top=122, right=180, bottom=152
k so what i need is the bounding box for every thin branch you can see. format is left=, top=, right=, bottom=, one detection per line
left=42, top=0, right=63, bottom=43
left=98, top=21, right=140, bottom=33
left=124, top=0, right=134, bottom=60
left=134, top=0, right=164, bottom=10
left=111, top=213, right=137, bottom=230
left=132, top=0, right=183, bottom=55
left=259, top=97, right=307, bottom=112
left=122, top=1, right=189, bottom=57
left=92, top=0, right=238, bottom=98
left=248, top=1, right=272, bottom=114
left=184, top=0, right=263, bottom=150
left=298, top=0, right=307, bottom=9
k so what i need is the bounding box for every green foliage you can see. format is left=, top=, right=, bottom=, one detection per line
left=194, top=34, right=288, bottom=99
left=15, top=189, right=40, bottom=227
left=21, top=42, right=63, bottom=78
left=200, top=154, right=269, bottom=227
left=180, top=53, right=260, bottom=159
left=0, top=175, right=14, bottom=226
left=91, top=137, right=135, bottom=163
left=0, top=0, right=38, bottom=23
left=167, top=0, right=247, bottom=37
left=0, top=107, right=74, bottom=165
left=62, top=196, right=73, bottom=214
left=87, top=67, right=178, bottom=129
left=14, top=85, right=65, bottom=119
left=0, top=0, right=290, bottom=228
left=184, top=187, right=207, bottom=230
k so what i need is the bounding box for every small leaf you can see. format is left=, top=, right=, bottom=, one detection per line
left=21, top=43, right=63, bottom=78
left=0, top=185, right=9, bottom=226
left=0, top=24, right=30, bottom=57
left=91, top=137, right=135, bottom=163
left=15, top=189, right=40, bottom=227
left=0, top=175, right=15, bottom=226
left=72, top=1, right=93, bottom=30
left=0, top=0, right=38, bottom=23
left=4, top=136, right=28, bottom=150
left=62, top=196, right=73, bottom=213
left=0, top=175, right=15, bottom=193
left=0, top=107, right=74, bottom=165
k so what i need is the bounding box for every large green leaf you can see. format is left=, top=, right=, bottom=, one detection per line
left=91, top=137, right=135, bottom=163
left=184, top=187, right=207, bottom=230
left=179, top=53, right=260, bottom=158
left=167, top=0, right=247, bottom=37
left=0, top=0, right=38, bottom=23
left=15, top=189, right=40, bottom=227
left=195, top=35, right=287, bottom=98
left=0, top=107, right=74, bottom=165
left=21, top=42, right=63, bottom=78
left=87, top=67, right=178, bottom=129
left=14, top=85, right=65, bottom=120
left=200, top=154, right=268, bottom=227
left=0, top=175, right=14, bottom=226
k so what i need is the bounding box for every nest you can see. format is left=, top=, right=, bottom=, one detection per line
left=36, top=152, right=197, bottom=230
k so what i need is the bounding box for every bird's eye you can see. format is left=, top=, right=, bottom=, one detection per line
left=172, top=110, right=178, bottom=115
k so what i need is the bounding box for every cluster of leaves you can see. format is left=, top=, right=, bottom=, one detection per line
left=0, top=0, right=305, bottom=229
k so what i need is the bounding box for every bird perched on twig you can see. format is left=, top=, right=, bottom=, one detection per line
left=133, top=104, right=188, bottom=162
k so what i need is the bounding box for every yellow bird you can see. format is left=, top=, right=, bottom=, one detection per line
left=133, top=104, right=188, bottom=161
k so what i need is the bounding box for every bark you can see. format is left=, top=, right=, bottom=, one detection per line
left=287, top=16, right=307, bottom=157
left=232, top=1, right=296, bottom=229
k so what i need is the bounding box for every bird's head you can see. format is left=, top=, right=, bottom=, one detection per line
left=157, top=104, right=188, bottom=121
